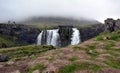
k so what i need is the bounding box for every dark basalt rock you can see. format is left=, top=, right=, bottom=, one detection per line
left=0, top=55, right=9, bottom=62
left=58, top=25, right=73, bottom=47
left=0, top=24, right=40, bottom=48
left=79, top=24, right=105, bottom=42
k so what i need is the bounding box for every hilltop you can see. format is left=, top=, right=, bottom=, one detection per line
left=21, top=16, right=100, bottom=25
left=0, top=30, right=120, bottom=73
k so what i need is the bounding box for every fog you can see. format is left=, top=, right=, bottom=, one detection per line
left=0, top=0, right=120, bottom=23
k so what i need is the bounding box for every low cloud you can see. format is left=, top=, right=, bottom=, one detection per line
left=0, top=0, right=120, bottom=23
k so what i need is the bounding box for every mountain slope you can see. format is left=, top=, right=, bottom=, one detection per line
left=21, top=16, right=100, bottom=25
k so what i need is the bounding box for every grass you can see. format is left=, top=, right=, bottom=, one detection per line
left=28, top=63, right=46, bottom=73
left=86, top=43, right=99, bottom=60
left=0, top=45, right=56, bottom=61
left=0, top=37, right=15, bottom=48
left=104, top=41, right=115, bottom=50
left=29, top=23, right=58, bottom=30
left=46, top=56, right=55, bottom=62
left=59, top=64, right=77, bottom=73
left=59, top=62, right=101, bottom=73
left=96, top=30, right=120, bottom=41
left=73, top=46, right=84, bottom=50
left=104, top=57, right=120, bottom=69
left=69, top=57, right=78, bottom=62
left=87, top=43, right=97, bottom=50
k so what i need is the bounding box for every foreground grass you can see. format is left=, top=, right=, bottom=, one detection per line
left=28, top=63, right=46, bottom=73
left=96, top=30, right=120, bottom=41
left=59, top=62, right=101, bottom=73
left=0, top=45, right=56, bottom=61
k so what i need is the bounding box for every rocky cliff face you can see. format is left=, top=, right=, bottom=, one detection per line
left=79, top=24, right=105, bottom=42
left=0, top=23, right=104, bottom=48
left=0, top=24, right=40, bottom=48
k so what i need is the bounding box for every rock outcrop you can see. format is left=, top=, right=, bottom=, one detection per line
left=0, top=55, right=9, bottom=62
left=0, top=24, right=40, bottom=48
left=79, top=24, right=104, bottom=42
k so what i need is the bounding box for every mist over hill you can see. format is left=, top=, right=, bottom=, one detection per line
left=21, top=16, right=100, bottom=25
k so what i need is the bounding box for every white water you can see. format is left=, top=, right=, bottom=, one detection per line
left=71, top=28, right=80, bottom=45
left=37, top=31, right=43, bottom=45
left=37, top=29, right=60, bottom=46
left=37, top=28, right=80, bottom=46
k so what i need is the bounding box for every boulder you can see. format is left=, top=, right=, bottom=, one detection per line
left=88, top=50, right=95, bottom=55
left=0, top=55, right=9, bottom=62
left=32, top=70, right=39, bottom=73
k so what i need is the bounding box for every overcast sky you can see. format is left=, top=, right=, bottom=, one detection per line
left=0, top=0, right=120, bottom=23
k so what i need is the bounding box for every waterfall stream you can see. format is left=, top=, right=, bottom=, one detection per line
left=71, top=28, right=80, bottom=45
left=37, top=31, right=43, bottom=45
left=37, top=29, right=60, bottom=46
left=37, top=28, right=80, bottom=46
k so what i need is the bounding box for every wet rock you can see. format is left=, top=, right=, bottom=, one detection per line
left=0, top=55, right=9, bottom=62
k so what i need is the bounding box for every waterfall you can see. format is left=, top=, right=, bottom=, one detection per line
left=50, top=29, right=60, bottom=46
left=37, top=29, right=60, bottom=46
left=37, top=27, right=81, bottom=46
left=37, top=31, right=43, bottom=45
left=71, top=28, right=80, bottom=45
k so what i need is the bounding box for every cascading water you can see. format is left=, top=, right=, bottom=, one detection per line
left=71, top=28, right=80, bottom=45
left=37, top=27, right=81, bottom=46
left=37, top=31, right=43, bottom=45
left=37, top=29, right=60, bottom=46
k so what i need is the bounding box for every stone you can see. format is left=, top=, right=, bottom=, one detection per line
left=103, top=36, right=111, bottom=40
left=88, top=50, right=95, bottom=54
left=11, top=70, right=20, bottom=73
left=43, top=66, right=59, bottom=73
left=0, top=55, right=9, bottom=62
left=7, top=61, right=14, bottom=65
left=32, top=70, right=39, bottom=73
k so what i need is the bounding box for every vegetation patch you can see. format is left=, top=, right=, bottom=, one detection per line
left=104, top=41, right=115, bottom=50
left=73, top=46, right=84, bottom=50
left=96, top=30, right=120, bottom=41
left=28, top=63, right=46, bottom=73
left=86, top=50, right=99, bottom=60
left=69, top=57, right=78, bottom=62
left=0, top=45, right=56, bottom=60
left=104, top=58, right=120, bottom=69
left=0, top=37, right=15, bottom=48
left=87, top=43, right=97, bottom=50
left=59, top=62, right=101, bottom=73
left=86, top=43, right=99, bottom=60
left=46, top=56, right=55, bottom=62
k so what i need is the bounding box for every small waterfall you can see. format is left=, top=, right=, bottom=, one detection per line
left=37, top=31, right=43, bottom=45
left=50, top=29, right=60, bottom=46
left=37, top=29, right=60, bottom=46
left=71, top=28, right=80, bottom=45
left=37, top=27, right=81, bottom=46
